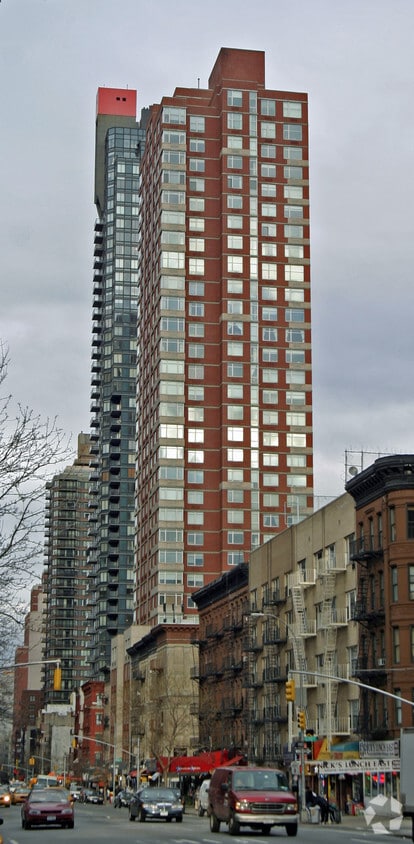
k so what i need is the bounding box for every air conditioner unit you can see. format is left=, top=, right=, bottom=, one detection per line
left=377, top=658, right=386, bottom=667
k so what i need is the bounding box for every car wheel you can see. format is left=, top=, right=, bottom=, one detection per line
left=210, top=812, right=220, bottom=832
left=166, top=816, right=172, bottom=822
left=228, top=812, right=240, bottom=835
left=129, top=809, right=135, bottom=822
left=261, top=825, right=271, bottom=835
left=140, top=810, right=146, bottom=822
left=176, top=815, right=183, bottom=822
left=286, top=822, right=298, bottom=837
left=68, top=821, right=74, bottom=829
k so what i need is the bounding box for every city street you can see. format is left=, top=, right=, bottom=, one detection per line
left=0, top=803, right=412, bottom=844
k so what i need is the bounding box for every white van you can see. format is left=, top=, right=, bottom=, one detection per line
left=198, top=779, right=210, bottom=816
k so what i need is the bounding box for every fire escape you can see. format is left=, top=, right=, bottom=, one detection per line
left=350, top=532, right=386, bottom=739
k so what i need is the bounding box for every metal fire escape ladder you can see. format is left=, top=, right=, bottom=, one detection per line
left=290, top=584, right=309, bottom=683
left=320, top=566, right=339, bottom=749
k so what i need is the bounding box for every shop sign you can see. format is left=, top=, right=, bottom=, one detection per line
left=307, top=757, right=400, bottom=774
left=359, top=740, right=399, bottom=759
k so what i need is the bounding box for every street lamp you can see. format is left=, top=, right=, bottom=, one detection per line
left=249, top=611, right=307, bottom=822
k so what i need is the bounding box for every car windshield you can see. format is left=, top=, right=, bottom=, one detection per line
left=29, top=790, right=69, bottom=804
left=232, top=771, right=290, bottom=791
left=141, top=788, right=176, bottom=801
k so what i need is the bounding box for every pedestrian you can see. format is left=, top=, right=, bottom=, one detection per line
left=316, top=795, right=329, bottom=823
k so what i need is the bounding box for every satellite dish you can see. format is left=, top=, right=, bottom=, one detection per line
left=348, top=466, right=358, bottom=476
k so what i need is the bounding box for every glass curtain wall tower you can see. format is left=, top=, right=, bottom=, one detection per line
left=88, top=89, right=148, bottom=676
left=135, top=49, right=313, bottom=626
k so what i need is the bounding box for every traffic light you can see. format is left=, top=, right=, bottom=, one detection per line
left=285, top=679, right=296, bottom=702
left=53, top=665, right=62, bottom=691
left=297, top=709, right=306, bottom=731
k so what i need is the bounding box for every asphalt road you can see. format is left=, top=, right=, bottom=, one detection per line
left=0, top=802, right=410, bottom=843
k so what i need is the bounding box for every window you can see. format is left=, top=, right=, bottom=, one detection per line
left=188, top=532, right=204, bottom=545
left=227, top=235, right=243, bottom=249
left=227, top=299, right=243, bottom=315
left=261, top=121, right=276, bottom=139
left=188, top=407, right=204, bottom=421
left=188, top=324, right=204, bottom=338
left=262, top=369, right=278, bottom=384
left=227, top=256, right=243, bottom=273
left=188, top=552, right=204, bottom=566
left=262, top=306, right=277, bottom=321
left=261, top=144, right=276, bottom=158
left=261, top=203, right=276, bottom=217
left=162, top=169, right=185, bottom=185
left=189, top=178, right=205, bottom=192
left=284, top=225, right=304, bottom=239
left=283, top=101, right=302, bottom=118
left=286, top=308, right=305, bottom=322
left=409, top=565, right=414, bottom=600
left=262, top=390, right=278, bottom=404
left=283, top=124, right=303, bottom=141
left=227, top=89, right=243, bottom=107
left=391, top=566, right=398, bottom=602
left=260, top=99, right=276, bottom=116
left=262, top=223, right=276, bottom=237
left=227, top=489, right=244, bottom=503
left=227, top=174, right=243, bottom=189
left=227, top=405, right=244, bottom=420
left=408, top=507, right=414, bottom=539
left=287, top=390, right=305, bottom=405
left=188, top=364, right=204, bottom=379
left=188, top=302, right=204, bottom=317
left=188, top=217, right=205, bottom=231
left=393, top=627, right=400, bottom=663
left=261, top=183, right=276, bottom=198
left=285, top=288, right=305, bottom=303
left=261, top=163, right=276, bottom=178
left=162, top=129, right=186, bottom=144
left=263, top=410, right=278, bottom=424
left=189, top=197, right=205, bottom=212
left=189, top=258, right=205, bottom=275
left=227, top=341, right=243, bottom=356
left=162, top=106, right=186, bottom=124
left=189, top=138, right=205, bottom=152
left=227, top=195, right=243, bottom=209
left=287, top=411, right=306, bottom=426
left=284, top=205, right=303, bottom=219
left=189, top=281, right=204, bottom=296
left=227, top=384, right=243, bottom=399
left=262, top=327, right=278, bottom=342
left=284, top=165, right=303, bottom=180
left=287, top=433, right=306, bottom=447
left=228, top=531, right=244, bottom=544
left=190, top=115, right=205, bottom=132
left=227, top=278, right=243, bottom=294
left=227, top=112, right=243, bottom=130
left=227, top=215, right=243, bottom=229
left=188, top=428, right=204, bottom=443
left=189, top=158, right=205, bottom=172
left=188, top=450, right=204, bottom=463
left=162, top=251, right=185, bottom=269
left=188, top=384, right=204, bottom=402
left=187, top=469, right=204, bottom=483
left=228, top=509, right=244, bottom=524
left=389, top=506, right=396, bottom=541
left=188, top=511, right=204, bottom=525
left=161, top=189, right=185, bottom=205
left=227, top=427, right=244, bottom=442
left=286, top=329, right=304, bottom=343
left=227, top=362, right=243, bottom=377
left=227, top=135, right=243, bottom=149
left=263, top=432, right=279, bottom=446
left=228, top=155, right=243, bottom=169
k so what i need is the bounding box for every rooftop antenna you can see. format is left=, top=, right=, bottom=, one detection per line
left=197, top=77, right=200, bottom=88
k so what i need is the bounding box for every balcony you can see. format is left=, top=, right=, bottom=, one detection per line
left=352, top=601, right=385, bottom=625
left=287, top=569, right=317, bottom=590
left=350, top=537, right=383, bottom=565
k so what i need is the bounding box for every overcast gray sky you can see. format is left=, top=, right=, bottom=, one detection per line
left=1, top=0, right=413, bottom=505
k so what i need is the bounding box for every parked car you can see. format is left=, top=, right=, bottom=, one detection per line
left=10, top=784, right=30, bottom=805
left=129, top=786, right=183, bottom=823
left=80, top=788, right=104, bottom=804
left=197, top=779, right=210, bottom=816
left=208, top=766, right=298, bottom=836
left=21, top=787, right=74, bottom=829
left=113, top=789, right=134, bottom=808
left=0, top=786, right=11, bottom=808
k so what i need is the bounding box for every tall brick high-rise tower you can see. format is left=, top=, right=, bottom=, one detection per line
left=134, top=48, right=313, bottom=625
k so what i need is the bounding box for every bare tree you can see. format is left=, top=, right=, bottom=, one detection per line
left=147, top=672, right=198, bottom=784
left=0, top=343, right=71, bottom=628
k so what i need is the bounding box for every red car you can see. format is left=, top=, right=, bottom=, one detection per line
left=21, top=787, right=74, bottom=829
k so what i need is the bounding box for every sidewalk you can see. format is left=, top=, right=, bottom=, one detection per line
left=303, top=811, right=413, bottom=837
